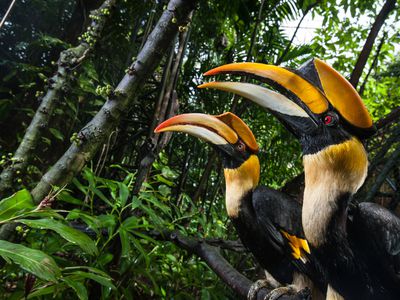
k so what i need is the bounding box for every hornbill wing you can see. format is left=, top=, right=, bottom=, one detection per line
left=252, top=186, right=309, bottom=259
left=252, top=186, right=326, bottom=290
left=350, top=202, right=400, bottom=283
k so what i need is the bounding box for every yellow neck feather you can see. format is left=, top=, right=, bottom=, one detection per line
left=302, top=137, right=368, bottom=246
left=224, top=155, right=260, bottom=217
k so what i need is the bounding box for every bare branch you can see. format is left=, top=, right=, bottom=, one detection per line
left=151, top=230, right=310, bottom=300
left=349, top=0, right=397, bottom=88
left=0, top=0, right=16, bottom=29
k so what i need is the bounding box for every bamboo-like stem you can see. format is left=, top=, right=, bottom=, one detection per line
left=0, top=0, right=16, bottom=29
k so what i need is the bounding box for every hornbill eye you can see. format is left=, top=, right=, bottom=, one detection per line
left=236, top=140, right=246, bottom=152
left=323, top=112, right=338, bottom=127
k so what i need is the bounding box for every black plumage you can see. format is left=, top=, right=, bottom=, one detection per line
left=230, top=186, right=325, bottom=290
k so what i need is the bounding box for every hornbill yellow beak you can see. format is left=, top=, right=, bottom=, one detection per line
left=200, top=58, right=375, bottom=139
left=154, top=112, right=259, bottom=156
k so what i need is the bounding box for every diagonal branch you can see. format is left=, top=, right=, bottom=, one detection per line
left=30, top=0, right=198, bottom=204
left=0, top=0, right=16, bottom=29
left=0, top=0, right=118, bottom=197
left=349, top=0, right=397, bottom=88
left=151, top=230, right=310, bottom=300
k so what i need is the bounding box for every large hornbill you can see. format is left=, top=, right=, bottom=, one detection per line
left=200, top=58, right=400, bottom=299
left=155, top=112, right=326, bottom=299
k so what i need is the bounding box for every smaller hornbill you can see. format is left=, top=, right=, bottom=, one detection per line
left=155, top=112, right=326, bottom=299
left=200, top=58, right=400, bottom=299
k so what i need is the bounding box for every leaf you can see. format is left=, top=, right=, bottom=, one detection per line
left=49, top=128, right=64, bottom=141
left=0, top=189, right=34, bottom=222
left=19, top=219, right=98, bottom=255
left=0, top=240, right=60, bottom=281
left=118, top=182, right=130, bottom=207
left=65, top=270, right=116, bottom=290
left=63, top=277, right=88, bottom=300
left=119, top=228, right=130, bottom=258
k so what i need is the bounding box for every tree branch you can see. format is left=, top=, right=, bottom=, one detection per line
left=0, top=0, right=117, bottom=197
left=276, top=2, right=317, bottom=65
left=0, top=0, right=16, bottom=29
left=375, top=106, right=400, bottom=129
left=151, top=230, right=310, bottom=300
left=349, top=0, right=397, bottom=88
left=30, top=0, right=197, bottom=204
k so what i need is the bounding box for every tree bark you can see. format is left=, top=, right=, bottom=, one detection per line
left=349, top=0, right=397, bottom=88
left=30, top=0, right=197, bottom=204
left=0, top=0, right=117, bottom=198
left=132, top=27, right=190, bottom=195
left=152, top=230, right=310, bottom=300
left=359, top=33, right=386, bottom=96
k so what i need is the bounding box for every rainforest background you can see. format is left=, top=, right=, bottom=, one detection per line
left=0, top=0, right=399, bottom=299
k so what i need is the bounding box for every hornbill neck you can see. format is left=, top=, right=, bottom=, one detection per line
left=302, top=137, right=368, bottom=247
left=223, top=154, right=260, bottom=218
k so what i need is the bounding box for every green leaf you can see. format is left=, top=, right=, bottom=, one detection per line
left=19, top=219, right=98, bottom=255
left=0, top=189, right=34, bottom=222
left=28, top=284, right=64, bottom=298
left=119, top=228, right=130, bottom=258
left=49, top=128, right=64, bottom=141
left=63, top=277, right=88, bottom=300
left=0, top=240, right=60, bottom=281
left=65, top=270, right=116, bottom=290
left=118, top=183, right=130, bottom=207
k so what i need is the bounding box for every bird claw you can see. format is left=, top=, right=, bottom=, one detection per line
left=247, top=279, right=279, bottom=300
left=264, top=285, right=311, bottom=300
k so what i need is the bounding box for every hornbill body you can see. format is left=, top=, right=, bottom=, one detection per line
left=201, top=59, right=400, bottom=299
left=155, top=113, right=325, bottom=298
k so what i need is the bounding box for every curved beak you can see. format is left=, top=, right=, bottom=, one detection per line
left=202, top=59, right=375, bottom=137
left=155, top=113, right=239, bottom=151
left=198, top=81, right=318, bottom=137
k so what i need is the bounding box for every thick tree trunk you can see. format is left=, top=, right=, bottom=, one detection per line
left=349, top=0, right=397, bottom=88
left=30, top=0, right=197, bottom=204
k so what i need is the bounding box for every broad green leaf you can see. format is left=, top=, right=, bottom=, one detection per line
left=0, top=189, right=34, bottom=222
left=65, top=270, right=116, bottom=290
left=27, top=284, right=63, bottom=298
left=0, top=240, right=60, bottom=281
left=19, top=219, right=98, bottom=255
left=63, top=277, right=88, bottom=300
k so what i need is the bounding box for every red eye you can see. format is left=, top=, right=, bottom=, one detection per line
left=323, top=112, right=338, bottom=127
left=324, top=115, right=333, bottom=125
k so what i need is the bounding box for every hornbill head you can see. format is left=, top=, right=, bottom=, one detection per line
left=155, top=112, right=260, bottom=217
left=200, top=58, right=375, bottom=195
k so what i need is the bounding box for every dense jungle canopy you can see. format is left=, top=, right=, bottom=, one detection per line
left=0, top=0, right=399, bottom=299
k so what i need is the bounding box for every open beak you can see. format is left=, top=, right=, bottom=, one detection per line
left=201, top=59, right=375, bottom=138
left=155, top=113, right=238, bottom=147
left=198, top=81, right=318, bottom=138
left=155, top=112, right=259, bottom=155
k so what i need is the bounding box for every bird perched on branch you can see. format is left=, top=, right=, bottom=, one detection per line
left=155, top=112, right=325, bottom=299
left=201, top=58, right=400, bottom=299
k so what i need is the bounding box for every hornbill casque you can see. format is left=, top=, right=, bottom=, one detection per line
left=155, top=112, right=326, bottom=299
left=200, top=58, right=400, bottom=299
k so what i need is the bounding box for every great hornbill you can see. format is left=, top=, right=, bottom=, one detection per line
left=200, top=58, right=400, bottom=299
left=155, top=112, right=325, bottom=299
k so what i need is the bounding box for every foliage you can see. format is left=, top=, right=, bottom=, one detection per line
left=0, top=0, right=399, bottom=298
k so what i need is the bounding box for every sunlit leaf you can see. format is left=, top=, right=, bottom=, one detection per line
left=19, top=219, right=98, bottom=255
left=0, top=240, right=60, bottom=281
